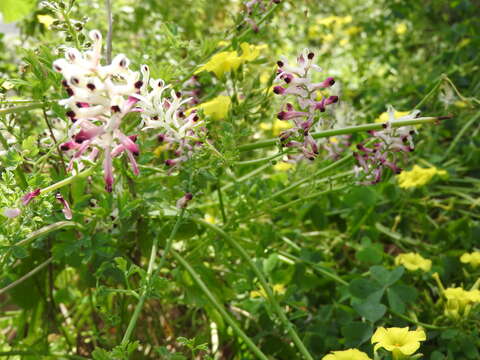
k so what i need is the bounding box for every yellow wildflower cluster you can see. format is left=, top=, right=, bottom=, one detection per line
left=273, top=162, right=294, bottom=172
left=397, top=165, right=447, bottom=188
left=259, top=119, right=292, bottom=136
left=460, top=252, right=480, bottom=268
left=196, top=42, right=267, bottom=77
left=322, top=348, right=371, bottom=360
left=322, top=327, right=426, bottom=360
left=395, top=252, right=432, bottom=272
left=190, top=95, right=231, bottom=120
left=308, top=15, right=362, bottom=46
left=372, top=327, right=426, bottom=358
left=443, top=287, right=480, bottom=318
left=432, top=273, right=480, bottom=319
left=250, top=284, right=285, bottom=299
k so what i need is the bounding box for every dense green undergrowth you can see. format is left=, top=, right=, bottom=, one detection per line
left=0, top=0, right=479, bottom=359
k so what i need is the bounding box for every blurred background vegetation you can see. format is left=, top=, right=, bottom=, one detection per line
left=0, top=0, right=479, bottom=359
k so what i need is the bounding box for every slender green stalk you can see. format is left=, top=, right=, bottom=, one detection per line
left=0, top=103, right=45, bottom=115
left=121, top=209, right=186, bottom=345
left=443, top=111, right=480, bottom=158
left=235, top=150, right=287, bottom=166
left=271, top=185, right=347, bottom=213
left=278, top=251, right=348, bottom=286
left=41, top=166, right=96, bottom=194
left=105, top=0, right=113, bottom=64
left=61, top=7, right=81, bottom=49
left=16, top=222, right=81, bottom=247
left=265, top=154, right=352, bottom=202
left=238, top=116, right=450, bottom=152
left=0, top=257, right=53, bottom=296
left=194, top=219, right=314, bottom=360
left=171, top=250, right=269, bottom=360
left=217, top=182, right=227, bottom=224
left=0, top=351, right=86, bottom=359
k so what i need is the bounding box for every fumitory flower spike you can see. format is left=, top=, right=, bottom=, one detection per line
left=273, top=48, right=338, bottom=162
left=53, top=30, right=142, bottom=192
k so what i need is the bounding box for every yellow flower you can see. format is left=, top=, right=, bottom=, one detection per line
left=395, top=253, right=432, bottom=272
left=195, top=51, right=242, bottom=77
left=196, top=42, right=265, bottom=77
left=239, top=42, right=267, bottom=62
left=322, top=348, right=372, bottom=360
left=273, top=162, right=294, bottom=172
left=371, top=327, right=426, bottom=357
left=395, top=23, right=408, bottom=35
left=259, top=119, right=292, bottom=135
left=374, top=110, right=411, bottom=123
left=443, top=287, right=480, bottom=318
left=153, top=144, right=169, bottom=157
left=250, top=284, right=286, bottom=298
left=345, top=26, right=362, bottom=36
left=37, top=14, right=55, bottom=28
left=204, top=213, right=218, bottom=224
left=191, top=95, right=231, bottom=120
left=397, top=165, right=447, bottom=189
left=460, top=252, right=480, bottom=268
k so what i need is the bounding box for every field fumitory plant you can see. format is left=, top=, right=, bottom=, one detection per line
left=1, top=0, right=479, bottom=359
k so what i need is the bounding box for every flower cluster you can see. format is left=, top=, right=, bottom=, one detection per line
left=432, top=272, right=480, bottom=319
left=372, top=327, right=426, bottom=358
left=273, top=49, right=338, bottom=161
left=195, top=42, right=265, bottom=78
left=324, top=135, right=351, bottom=160
left=395, top=252, right=432, bottom=272
left=322, top=326, right=426, bottom=360
left=54, top=30, right=142, bottom=192
left=397, top=164, right=447, bottom=188
left=353, top=106, right=419, bottom=185
left=460, top=251, right=480, bottom=268
left=136, top=65, right=206, bottom=172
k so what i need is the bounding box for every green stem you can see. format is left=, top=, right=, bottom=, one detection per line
left=443, top=111, right=480, bottom=158
left=217, top=181, right=227, bottom=224
left=0, top=257, right=53, bottom=296
left=238, top=116, right=449, bottom=152
left=0, top=103, right=46, bottom=115
left=61, top=8, right=81, bottom=49
left=121, top=208, right=186, bottom=345
left=105, top=0, right=113, bottom=64
left=41, top=166, right=96, bottom=194
left=279, top=252, right=348, bottom=286
left=194, top=219, right=314, bottom=360
left=16, top=221, right=81, bottom=247
left=171, top=250, right=269, bottom=360
left=265, top=155, right=352, bottom=202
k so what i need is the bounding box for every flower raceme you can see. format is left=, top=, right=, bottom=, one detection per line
left=371, top=327, right=426, bottom=358
left=53, top=30, right=142, bottom=192
left=273, top=49, right=338, bottom=162
left=136, top=65, right=206, bottom=172
left=353, top=105, right=420, bottom=185
left=395, top=252, right=432, bottom=272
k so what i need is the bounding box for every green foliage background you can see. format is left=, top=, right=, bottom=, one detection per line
left=0, top=0, right=479, bottom=359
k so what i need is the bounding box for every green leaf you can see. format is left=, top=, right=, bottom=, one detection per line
left=21, top=135, right=38, bottom=157
left=11, top=245, right=28, bottom=259
left=370, top=266, right=404, bottom=286
left=0, top=0, right=35, bottom=23
left=341, top=322, right=373, bottom=347
left=356, top=244, right=383, bottom=265
left=353, top=301, right=387, bottom=323
left=348, top=278, right=383, bottom=299
left=387, top=287, right=405, bottom=314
